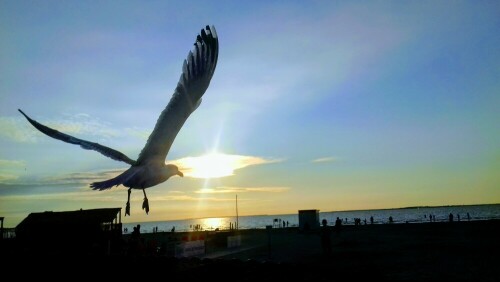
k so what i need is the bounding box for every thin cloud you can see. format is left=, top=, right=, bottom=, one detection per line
left=0, top=159, right=27, bottom=183
left=0, top=159, right=26, bottom=167
left=0, top=174, right=19, bottom=182
left=311, top=157, right=337, bottom=163
left=125, top=127, right=150, bottom=140
left=148, top=194, right=236, bottom=202
left=43, top=169, right=125, bottom=185
left=195, top=186, right=290, bottom=194
left=0, top=113, right=121, bottom=143
left=245, top=187, right=290, bottom=192
left=0, top=190, right=124, bottom=202
left=0, top=168, right=126, bottom=186
left=0, top=117, right=37, bottom=142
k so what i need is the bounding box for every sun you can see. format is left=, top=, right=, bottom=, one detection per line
left=171, top=152, right=275, bottom=179
left=172, top=153, right=243, bottom=178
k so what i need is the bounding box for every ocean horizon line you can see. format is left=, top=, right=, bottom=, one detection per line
left=124, top=202, right=500, bottom=225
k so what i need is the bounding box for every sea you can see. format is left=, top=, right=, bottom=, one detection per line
left=123, top=204, right=500, bottom=234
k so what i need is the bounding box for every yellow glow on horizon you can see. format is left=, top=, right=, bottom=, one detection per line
left=202, top=217, right=224, bottom=230
left=172, top=153, right=278, bottom=179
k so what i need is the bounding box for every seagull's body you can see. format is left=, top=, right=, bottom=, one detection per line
left=19, top=25, right=219, bottom=216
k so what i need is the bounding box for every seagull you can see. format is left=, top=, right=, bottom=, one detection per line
left=18, top=25, right=219, bottom=216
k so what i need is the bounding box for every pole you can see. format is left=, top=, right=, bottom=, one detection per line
left=236, top=194, right=239, bottom=230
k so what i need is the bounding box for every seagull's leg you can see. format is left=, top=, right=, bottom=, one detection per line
left=125, top=188, right=131, bottom=216
left=142, top=188, right=149, bottom=215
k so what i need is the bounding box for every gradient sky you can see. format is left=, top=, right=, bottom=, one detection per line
left=1, top=1, right=499, bottom=227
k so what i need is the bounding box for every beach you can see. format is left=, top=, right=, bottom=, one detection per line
left=3, top=219, right=499, bottom=281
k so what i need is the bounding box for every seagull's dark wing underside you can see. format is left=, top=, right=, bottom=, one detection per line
left=18, top=109, right=136, bottom=165
left=136, top=25, right=219, bottom=165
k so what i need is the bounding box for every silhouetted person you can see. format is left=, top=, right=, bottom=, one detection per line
left=457, top=214, right=460, bottom=221
left=370, top=216, right=374, bottom=224
left=320, top=219, right=332, bottom=255
left=449, top=213, right=453, bottom=222
left=171, top=226, right=175, bottom=233
left=129, top=225, right=142, bottom=256
left=286, top=221, right=289, bottom=227
left=389, top=216, right=393, bottom=223
left=335, top=217, right=342, bottom=232
left=467, top=212, right=471, bottom=221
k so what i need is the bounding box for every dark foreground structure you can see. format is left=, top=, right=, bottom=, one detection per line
left=14, top=208, right=122, bottom=255
left=2, top=219, right=499, bottom=281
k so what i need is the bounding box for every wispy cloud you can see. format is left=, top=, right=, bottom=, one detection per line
left=125, top=127, right=150, bottom=140
left=0, top=189, right=125, bottom=202
left=0, top=113, right=120, bottom=143
left=0, top=117, right=38, bottom=142
left=42, top=169, right=125, bottom=185
left=0, top=167, right=126, bottom=186
left=195, top=186, right=290, bottom=194
left=0, top=159, right=26, bottom=167
left=0, top=110, right=158, bottom=148
left=147, top=194, right=237, bottom=202
left=0, top=174, right=19, bottom=182
left=311, top=157, right=337, bottom=163
left=0, top=159, right=27, bottom=183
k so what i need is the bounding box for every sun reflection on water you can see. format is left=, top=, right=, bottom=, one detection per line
left=200, top=217, right=225, bottom=230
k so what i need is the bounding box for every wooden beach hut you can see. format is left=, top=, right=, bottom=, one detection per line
left=16, top=208, right=122, bottom=255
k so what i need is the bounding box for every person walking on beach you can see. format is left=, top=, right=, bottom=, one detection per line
left=320, top=219, right=332, bottom=255
left=335, top=217, right=342, bottom=232
left=449, top=213, right=454, bottom=222
left=370, top=216, right=374, bottom=224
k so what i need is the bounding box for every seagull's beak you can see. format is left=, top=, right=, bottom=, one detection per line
left=177, top=171, right=184, bottom=177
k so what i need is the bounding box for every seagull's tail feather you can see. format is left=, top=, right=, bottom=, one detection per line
left=90, top=167, right=139, bottom=191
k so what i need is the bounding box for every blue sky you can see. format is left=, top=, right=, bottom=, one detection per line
left=1, top=1, right=499, bottom=227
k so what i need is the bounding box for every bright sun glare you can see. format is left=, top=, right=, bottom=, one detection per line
left=202, top=217, right=224, bottom=230
left=172, top=153, right=256, bottom=179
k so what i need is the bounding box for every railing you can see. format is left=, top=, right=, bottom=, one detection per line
left=2, top=228, right=16, bottom=239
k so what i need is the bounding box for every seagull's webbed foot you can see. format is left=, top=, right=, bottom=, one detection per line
left=125, top=188, right=131, bottom=216
left=142, top=189, right=149, bottom=215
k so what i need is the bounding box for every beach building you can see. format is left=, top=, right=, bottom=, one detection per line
left=16, top=208, right=123, bottom=255
left=298, top=209, right=320, bottom=231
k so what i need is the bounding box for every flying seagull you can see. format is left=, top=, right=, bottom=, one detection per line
left=19, top=25, right=219, bottom=216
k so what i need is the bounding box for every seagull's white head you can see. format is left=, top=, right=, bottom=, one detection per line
left=165, top=164, right=184, bottom=178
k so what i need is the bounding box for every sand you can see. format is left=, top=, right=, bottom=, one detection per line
left=2, top=220, right=499, bottom=281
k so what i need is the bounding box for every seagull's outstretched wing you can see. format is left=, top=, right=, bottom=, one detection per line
left=136, top=25, right=219, bottom=165
left=18, top=109, right=136, bottom=165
